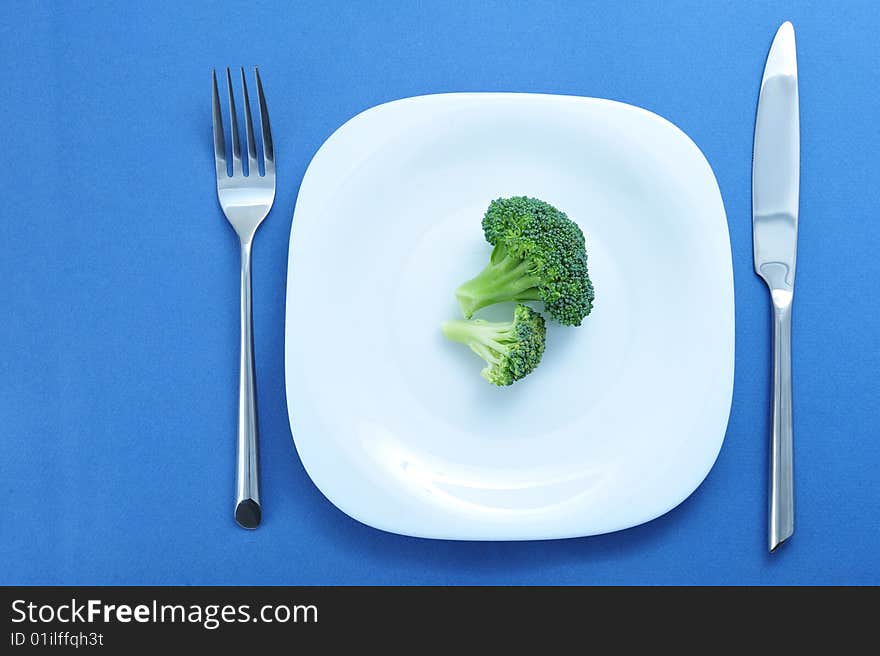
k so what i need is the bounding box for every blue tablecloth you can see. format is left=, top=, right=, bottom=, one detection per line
left=2, top=0, right=877, bottom=585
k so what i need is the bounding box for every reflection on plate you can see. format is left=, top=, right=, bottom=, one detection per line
left=285, top=93, right=733, bottom=540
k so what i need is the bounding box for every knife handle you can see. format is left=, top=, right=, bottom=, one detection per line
left=769, top=290, right=794, bottom=552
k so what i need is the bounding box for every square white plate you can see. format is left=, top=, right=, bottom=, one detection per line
left=285, top=93, right=733, bottom=540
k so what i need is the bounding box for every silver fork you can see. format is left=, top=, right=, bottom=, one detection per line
left=212, top=67, right=275, bottom=529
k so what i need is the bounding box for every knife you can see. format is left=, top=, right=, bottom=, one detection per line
left=752, top=21, right=799, bottom=552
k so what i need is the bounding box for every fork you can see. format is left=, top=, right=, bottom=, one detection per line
left=212, top=67, right=275, bottom=529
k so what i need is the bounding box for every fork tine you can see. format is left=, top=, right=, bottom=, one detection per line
left=225, top=68, right=243, bottom=176
left=211, top=70, right=227, bottom=178
left=254, top=67, right=274, bottom=176
left=240, top=67, right=259, bottom=176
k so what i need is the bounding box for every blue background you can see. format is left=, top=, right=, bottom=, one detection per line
left=1, top=0, right=877, bottom=585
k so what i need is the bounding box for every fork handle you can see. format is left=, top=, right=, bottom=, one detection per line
left=769, top=291, right=793, bottom=551
left=235, top=241, right=261, bottom=529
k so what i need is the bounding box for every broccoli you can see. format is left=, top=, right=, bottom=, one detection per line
left=454, top=196, right=595, bottom=326
left=441, top=304, right=546, bottom=386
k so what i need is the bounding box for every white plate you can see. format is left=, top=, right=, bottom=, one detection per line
left=285, top=93, right=733, bottom=540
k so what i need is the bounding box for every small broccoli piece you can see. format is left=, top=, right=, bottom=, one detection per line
left=441, top=304, right=546, bottom=386
left=454, top=196, right=595, bottom=326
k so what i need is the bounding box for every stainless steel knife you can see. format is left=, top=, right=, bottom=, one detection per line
left=752, top=21, right=799, bottom=552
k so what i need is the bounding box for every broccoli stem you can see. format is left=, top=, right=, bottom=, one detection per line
left=454, top=247, right=542, bottom=318
left=441, top=320, right=511, bottom=364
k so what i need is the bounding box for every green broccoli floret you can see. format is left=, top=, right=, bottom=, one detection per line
left=454, top=196, right=595, bottom=326
left=441, top=304, right=546, bottom=386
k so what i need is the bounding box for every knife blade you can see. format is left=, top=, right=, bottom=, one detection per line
left=752, top=21, right=799, bottom=553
